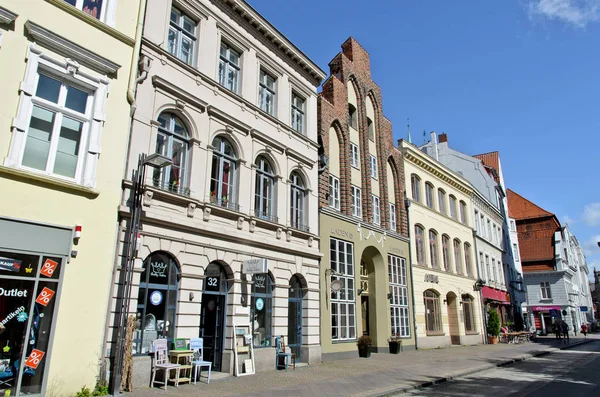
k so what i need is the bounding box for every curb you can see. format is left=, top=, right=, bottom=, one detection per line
left=367, top=339, right=594, bottom=397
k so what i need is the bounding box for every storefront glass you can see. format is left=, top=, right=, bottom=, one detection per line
left=251, top=273, right=273, bottom=347
left=0, top=251, right=62, bottom=396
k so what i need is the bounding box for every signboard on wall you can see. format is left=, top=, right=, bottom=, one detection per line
left=242, top=259, right=268, bottom=275
left=580, top=306, right=589, bottom=312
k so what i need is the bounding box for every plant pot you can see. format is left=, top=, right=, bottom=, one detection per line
left=358, top=344, right=371, bottom=358
left=488, top=335, right=498, bottom=344
left=388, top=341, right=401, bottom=354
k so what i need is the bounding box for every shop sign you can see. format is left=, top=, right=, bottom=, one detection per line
left=149, top=260, right=168, bottom=278
left=0, top=257, right=21, bottom=273
left=25, top=349, right=45, bottom=369
left=331, top=228, right=354, bottom=240
left=532, top=305, right=561, bottom=312
left=580, top=306, right=589, bottom=312
left=424, top=274, right=439, bottom=283
left=390, top=247, right=405, bottom=256
left=549, top=309, right=560, bottom=318
left=0, top=288, right=28, bottom=297
left=41, top=259, right=58, bottom=278
left=253, top=274, right=266, bottom=289
left=255, top=297, right=264, bottom=311
left=242, top=258, right=268, bottom=275
left=35, top=287, right=55, bottom=307
left=1, top=306, right=25, bottom=326
left=150, top=290, right=163, bottom=306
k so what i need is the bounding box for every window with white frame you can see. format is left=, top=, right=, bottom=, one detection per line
left=485, top=255, right=491, bottom=282
left=168, top=7, right=196, bottom=65
left=218, top=42, right=240, bottom=93
left=8, top=50, right=109, bottom=188
left=372, top=195, right=380, bottom=225
left=259, top=69, right=276, bottom=116
left=330, top=238, right=356, bottom=341
left=254, top=156, right=276, bottom=222
left=492, top=225, right=498, bottom=245
left=411, top=175, right=421, bottom=202
left=425, top=183, right=434, bottom=209
left=438, top=189, right=446, bottom=214
left=415, top=225, right=425, bottom=266
left=492, top=258, right=498, bottom=283
left=480, top=213, right=485, bottom=237
left=424, top=290, right=442, bottom=333
left=329, top=175, right=340, bottom=210
left=474, top=210, right=480, bottom=233
left=389, top=255, right=410, bottom=337
left=64, top=0, right=109, bottom=22
left=351, top=185, right=362, bottom=218
left=369, top=155, right=378, bottom=179
left=442, top=235, right=450, bottom=271
left=487, top=219, right=492, bottom=241
left=449, top=195, right=457, bottom=219
left=350, top=143, right=359, bottom=168
left=462, top=295, right=476, bottom=332
left=389, top=203, right=396, bottom=231
left=459, top=201, right=467, bottom=224
left=513, top=243, right=520, bottom=261
left=367, top=117, right=375, bottom=141
left=290, top=171, right=308, bottom=231
left=510, top=220, right=516, bottom=232
left=429, top=230, right=439, bottom=269
left=464, top=243, right=472, bottom=277
left=210, top=136, right=237, bottom=209
left=541, top=281, right=552, bottom=299
left=291, top=92, right=305, bottom=134
left=153, top=112, right=190, bottom=195
left=453, top=239, right=462, bottom=274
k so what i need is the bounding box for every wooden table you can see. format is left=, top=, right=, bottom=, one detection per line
left=169, top=350, right=193, bottom=385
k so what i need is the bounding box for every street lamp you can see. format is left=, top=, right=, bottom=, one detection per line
left=111, top=153, right=172, bottom=396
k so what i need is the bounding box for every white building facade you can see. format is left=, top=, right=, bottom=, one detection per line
left=105, top=0, right=326, bottom=383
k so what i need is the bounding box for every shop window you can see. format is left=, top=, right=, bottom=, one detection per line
left=134, top=252, right=179, bottom=355
left=251, top=273, right=274, bottom=348
left=389, top=255, right=409, bottom=337
left=462, top=295, right=476, bottom=333
left=0, top=251, right=64, bottom=396
left=330, top=238, right=356, bottom=341
left=153, top=112, right=190, bottom=195
left=424, top=290, right=441, bottom=334
left=210, top=136, right=238, bottom=210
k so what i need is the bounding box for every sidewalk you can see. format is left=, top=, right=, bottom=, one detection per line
left=125, top=335, right=597, bottom=397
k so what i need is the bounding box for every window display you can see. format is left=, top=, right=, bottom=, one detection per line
left=251, top=274, right=272, bottom=348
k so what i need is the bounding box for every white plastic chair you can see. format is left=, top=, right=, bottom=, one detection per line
left=190, top=338, right=212, bottom=384
left=150, top=338, right=180, bottom=390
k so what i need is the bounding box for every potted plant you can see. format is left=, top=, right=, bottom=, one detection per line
left=357, top=335, right=372, bottom=358
left=388, top=334, right=402, bottom=354
left=487, top=309, right=501, bottom=344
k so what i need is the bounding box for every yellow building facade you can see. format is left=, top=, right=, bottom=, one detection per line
left=0, top=1, right=139, bottom=395
left=400, top=140, right=485, bottom=349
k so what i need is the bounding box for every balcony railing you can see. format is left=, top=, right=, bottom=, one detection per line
left=152, top=179, right=191, bottom=196
left=290, top=221, right=310, bottom=233
left=209, top=196, right=240, bottom=212
left=253, top=210, right=279, bottom=224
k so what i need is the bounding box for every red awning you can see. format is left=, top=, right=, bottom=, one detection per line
left=481, top=286, right=510, bottom=304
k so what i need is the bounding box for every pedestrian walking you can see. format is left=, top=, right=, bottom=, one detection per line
left=553, top=321, right=561, bottom=340
left=561, top=320, right=569, bottom=344
left=581, top=323, right=588, bottom=338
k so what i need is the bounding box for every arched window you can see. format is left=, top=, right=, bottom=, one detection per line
left=442, top=234, right=450, bottom=272
left=464, top=243, right=473, bottom=277
left=462, top=295, right=476, bottom=333
left=154, top=112, right=190, bottom=195
left=411, top=174, right=421, bottom=203
left=210, top=136, right=237, bottom=210
left=254, top=156, right=276, bottom=222
left=415, top=225, right=425, bottom=265
left=459, top=201, right=467, bottom=224
left=425, top=183, right=434, bottom=209
left=453, top=239, right=462, bottom=274
left=135, top=252, right=179, bottom=354
left=438, top=189, right=446, bottom=215
left=348, top=104, right=357, bottom=129
left=290, top=172, right=308, bottom=231
left=251, top=272, right=274, bottom=348
left=449, top=195, right=457, bottom=219
left=429, top=230, right=439, bottom=269
left=424, top=290, right=441, bottom=333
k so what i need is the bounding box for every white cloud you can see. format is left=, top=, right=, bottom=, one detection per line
left=528, top=0, right=600, bottom=27
left=563, top=215, right=576, bottom=225
left=583, top=235, right=600, bottom=256
left=583, top=202, right=600, bottom=226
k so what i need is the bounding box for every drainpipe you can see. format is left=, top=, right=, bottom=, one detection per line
left=404, top=198, right=418, bottom=350
left=472, top=229, right=488, bottom=344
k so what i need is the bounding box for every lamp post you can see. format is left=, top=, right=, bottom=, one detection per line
left=111, top=153, right=172, bottom=396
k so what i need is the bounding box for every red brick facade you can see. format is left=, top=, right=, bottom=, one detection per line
left=317, top=37, right=408, bottom=237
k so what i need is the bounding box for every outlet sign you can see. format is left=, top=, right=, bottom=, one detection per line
left=242, top=258, right=268, bottom=275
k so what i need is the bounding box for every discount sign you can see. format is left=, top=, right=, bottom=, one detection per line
left=41, top=259, right=58, bottom=278
left=25, top=349, right=45, bottom=369
left=35, top=287, right=55, bottom=307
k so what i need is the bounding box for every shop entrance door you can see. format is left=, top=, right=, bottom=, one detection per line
left=361, top=296, right=370, bottom=335
left=0, top=250, right=64, bottom=397
left=200, top=263, right=227, bottom=371
left=287, top=276, right=303, bottom=361
left=447, top=292, right=460, bottom=345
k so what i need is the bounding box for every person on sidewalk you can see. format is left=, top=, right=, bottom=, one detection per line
left=553, top=321, right=561, bottom=340
left=560, top=320, right=569, bottom=344
left=581, top=323, right=588, bottom=338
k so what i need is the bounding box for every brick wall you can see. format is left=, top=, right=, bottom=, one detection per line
left=317, top=37, right=408, bottom=237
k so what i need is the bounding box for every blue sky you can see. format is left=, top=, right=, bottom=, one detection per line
left=248, top=0, right=600, bottom=279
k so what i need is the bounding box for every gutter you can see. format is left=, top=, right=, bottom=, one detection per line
left=126, top=0, right=149, bottom=115
left=405, top=198, right=418, bottom=350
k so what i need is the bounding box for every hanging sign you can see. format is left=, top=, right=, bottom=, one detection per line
left=35, top=287, right=55, bottom=307
left=331, top=280, right=343, bottom=292
left=549, top=309, right=560, bottom=318
left=242, top=259, right=268, bottom=275
left=255, top=298, right=264, bottom=311
left=150, top=291, right=163, bottom=306
left=41, top=259, right=58, bottom=278
left=0, top=257, right=21, bottom=273
left=25, top=349, right=45, bottom=369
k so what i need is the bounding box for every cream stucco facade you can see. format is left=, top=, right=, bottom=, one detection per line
left=104, top=0, right=326, bottom=386
left=0, top=1, right=139, bottom=395
left=400, top=140, right=484, bottom=348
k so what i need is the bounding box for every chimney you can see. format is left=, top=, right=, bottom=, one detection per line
left=430, top=131, right=438, bottom=161
left=439, top=133, right=448, bottom=143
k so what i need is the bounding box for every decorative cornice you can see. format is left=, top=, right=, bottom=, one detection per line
left=250, top=128, right=285, bottom=154
left=152, top=75, right=208, bottom=113
left=25, top=21, right=120, bottom=74
left=206, top=105, right=251, bottom=135
left=285, top=147, right=315, bottom=168
left=0, top=6, right=18, bottom=24
left=403, top=151, right=472, bottom=195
